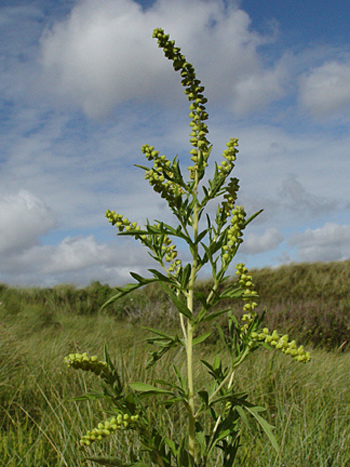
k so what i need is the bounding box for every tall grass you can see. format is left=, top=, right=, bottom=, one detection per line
left=1, top=260, right=350, bottom=466
left=2, top=260, right=350, bottom=348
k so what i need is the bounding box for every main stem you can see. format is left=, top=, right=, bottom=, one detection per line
left=187, top=170, right=200, bottom=461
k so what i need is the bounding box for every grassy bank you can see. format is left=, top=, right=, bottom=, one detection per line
left=1, top=260, right=350, bottom=348
left=1, top=261, right=350, bottom=466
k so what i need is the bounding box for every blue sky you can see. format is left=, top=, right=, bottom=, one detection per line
left=1, top=0, right=350, bottom=286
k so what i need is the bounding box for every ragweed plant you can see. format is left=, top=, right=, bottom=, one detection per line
left=65, top=28, right=310, bottom=467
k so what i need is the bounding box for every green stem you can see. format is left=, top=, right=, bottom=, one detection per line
left=204, top=265, right=228, bottom=308
left=186, top=159, right=200, bottom=461
left=208, top=347, right=250, bottom=406
left=187, top=319, right=195, bottom=459
left=179, top=303, right=188, bottom=345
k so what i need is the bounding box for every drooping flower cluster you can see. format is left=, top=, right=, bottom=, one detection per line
left=161, top=234, right=182, bottom=273
left=80, top=413, right=139, bottom=446
left=105, top=209, right=181, bottom=275
left=235, top=263, right=259, bottom=312
left=219, top=177, right=240, bottom=222
left=217, top=138, right=239, bottom=177
left=64, top=353, right=110, bottom=378
left=142, top=144, right=184, bottom=207
left=252, top=328, right=311, bottom=363
left=233, top=265, right=310, bottom=362
left=235, top=263, right=259, bottom=336
left=152, top=27, right=210, bottom=179
left=105, top=210, right=141, bottom=234
left=221, top=206, right=246, bottom=263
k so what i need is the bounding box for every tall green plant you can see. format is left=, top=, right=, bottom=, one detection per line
left=65, top=28, right=310, bottom=467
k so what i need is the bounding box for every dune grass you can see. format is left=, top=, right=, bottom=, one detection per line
left=1, top=261, right=350, bottom=466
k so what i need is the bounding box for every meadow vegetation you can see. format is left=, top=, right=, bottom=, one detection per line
left=1, top=260, right=350, bottom=466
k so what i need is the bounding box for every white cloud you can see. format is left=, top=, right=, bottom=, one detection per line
left=0, top=233, right=151, bottom=287
left=43, top=235, right=116, bottom=273
left=0, top=190, right=56, bottom=254
left=279, top=175, right=336, bottom=217
left=289, top=222, right=350, bottom=262
left=299, top=60, right=350, bottom=118
left=242, top=228, right=284, bottom=255
left=39, top=0, right=286, bottom=117
left=231, top=62, right=286, bottom=114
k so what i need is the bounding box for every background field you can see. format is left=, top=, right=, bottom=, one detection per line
left=1, top=260, right=350, bottom=466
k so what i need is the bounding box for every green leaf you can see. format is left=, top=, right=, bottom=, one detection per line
left=179, top=263, right=192, bottom=289
left=101, top=277, right=158, bottom=310
left=215, top=428, right=231, bottom=442
left=198, top=390, right=209, bottom=407
left=134, top=163, right=150, bottom=171
left=193, top=331, right=212, bottom=346
left=129, top=271, right=150, bottom=284
left=215, top=323, right=228, bottom=347
left=200, top=359, right=214, bottom=373
left=195, top=428, right=207, bottom=457
left=235, top=405, right=249, bottom=426
left=245, top=209, right=263, bottom=226
left=193, top=290, right=209, bottom=307
left=129, top=382, right=161, bottom=391
left=148, top=269, right=173, bottom=283
left=200, top=240, right=214, bottom=261
left=209, top=392, right=247, bottom=407
left=219, top=286, right=242, bottom=300
left=200, top=308, right=231, bottom=323
left=116, top=229, right=148, bottom=237
left=213, top=355, right=221, bottom=371
left=244, top=405, right=279, bottom=453
left=144, top=327, right=180, bottom=342
left=159, top=283, right=193, bottom=320
left=172, top=363, right=186, bottom=391
left=153, top=220, right=190, bottom=244
left=164, top=438, right=177, bottom=457
left=104, top=344, right=115, bottom=372
left=146, top=347, right=173, bottom=369
left=196, top=228, right=209, bottom=244
left=193, top=306, right=208, bottom=325
left=177, top=443, right=192, bottom=467
left=129, top=382, right=174, bottom=396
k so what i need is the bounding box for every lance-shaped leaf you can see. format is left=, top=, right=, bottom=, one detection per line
left=193, top=331, right=212, bottom=346
left=219, top=285, right=243, bottom=300
left=195, top=307, right=231, bottom=325
left=103, top=344, right=124, bottom=393
left=245, top=209, right=263, bottom=227
left=164, top=438, right=178, bottom=459
left=179, top=263, right=192, bottom=289
left=145, top=328, right=183, bottom=368
left=152, top=220, right=191, bottom=243
left=130, top=382, right=174, bottom=397
left=101, top=275, right=158, bottom=310
left=148, top=268, right=173, bottom=283
left=172, top=363, right=187, bottom=391
left=198, top=390, right=209, bottom=407
left=238, top=404, right=279, bottom=453
left=159, top=282, right=193, bottom=320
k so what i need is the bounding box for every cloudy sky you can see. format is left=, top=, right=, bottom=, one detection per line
left=1, top=0, right=350, bottom=287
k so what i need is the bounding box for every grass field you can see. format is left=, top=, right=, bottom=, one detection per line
left=1, top=261, right=350, bottom=466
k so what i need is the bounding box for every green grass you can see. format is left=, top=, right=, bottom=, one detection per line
left=1, top=261, right=350, bottom=466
